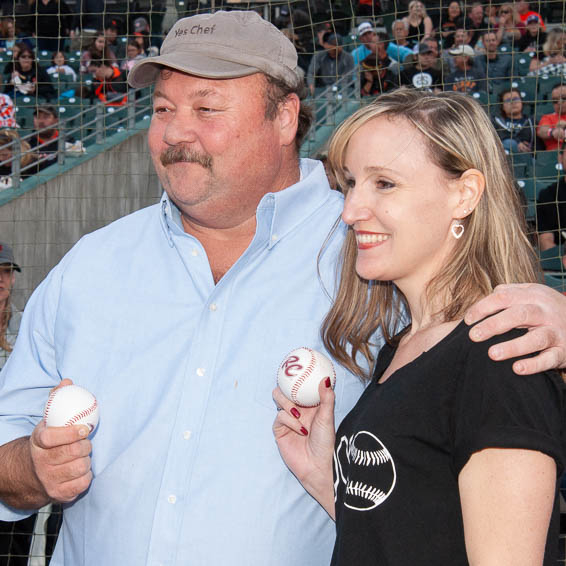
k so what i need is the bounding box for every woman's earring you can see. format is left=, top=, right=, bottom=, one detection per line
left=451, top=221, right=464, bottom=239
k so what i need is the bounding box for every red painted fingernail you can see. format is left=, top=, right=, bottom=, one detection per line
left=300, top=426, right=308, bottom=436
left=290, top=407, right=301, bottom=419
left=325, top=377, right=331, bottom=388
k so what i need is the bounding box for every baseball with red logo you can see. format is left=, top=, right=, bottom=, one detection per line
left=277, top=347, right=336, bottom=407
left=43, top=384, right=99, bottom=432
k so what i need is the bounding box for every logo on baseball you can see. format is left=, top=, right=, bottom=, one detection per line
left=43, top=385, right=99, bottom=432
left=277, top=347, right=336, bottom=407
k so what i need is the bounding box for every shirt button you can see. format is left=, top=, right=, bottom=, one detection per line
left=183, top=430, right=192, bottom=440
left=168, top=494, right=177, bottom=504
left=271, top=234, right=278, bottom=241
left=191, top=249, right=198, bottom=256
left=209, top=303, right=217, bottom=311
left=196, top=367, right=205, bottom=376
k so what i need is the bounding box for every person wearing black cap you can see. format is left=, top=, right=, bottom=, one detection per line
left=0, top=242, right=20, bottom=370
left=29, top=105, right=59, bottom=170
left=400, top=40, right=443, bottom=92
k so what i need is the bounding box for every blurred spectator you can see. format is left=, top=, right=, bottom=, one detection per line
left=475, top=31, right=513, bottom=89
left=30, top=0, right=73, bottom=52
left=388, top=20, right=412, bottom=64
left=359, top=33, right=399, bottom=97
left=0, top=129, right=35, bottom=187
left=494, top=3, right=525, bottom=47
left=400, top=41, right=443, bottom=92
left=0, top=17, right=16, bottom=51
left=537, top=84, right=566, bottom=151
left=80, top=32, right=117, bottom=74
left=443, top=27, right=474, bottom=71
left=132, top=17, right=151, bottom=54
left=517, top=14, right=547, bottom=54
left=529, top=28, right=566, bottom=77
left=3, top=45, right=55, bottom=101
left=402, top=0, right=433, bottom=48
left=0, top=241, right=21, bottom=367
left=314, top=22, right=332, bottom=52
left=306, top=32, right=354, bottom=96
left=464, top=2, right=485, bottom=47
left=356, top=0, right=381, bottom=18
left=536, top=148, right=566, bottom=251
left=351, top=22, right=375, bottom=65
left=404, top=37, right=445, bottom=73
left=444, top=44, right=486, bottom=94
left=29, top=105, right=59, bottom=168
left=279, top=8, right=314, bottom=73
left=516, top=0, right=545, bottom=30
left=439, top=1, right=464, bottom=50
left=120, top=39, right=146, bottom=72
left=0, top=93, right=15, bottom=128
left=105, top=21, right=126, bottom=61
left=492, top=88, right=536, bottom=154
left=46, top=50, right=77, bottom=81
left=88, top=59, right=127, bottom=105
left=484, top=4, right=499, bottom=29
left=73, top=0, right=105, bottom=38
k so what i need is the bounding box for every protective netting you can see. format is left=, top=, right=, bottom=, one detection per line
left=0, top=1, right=566, bottom=563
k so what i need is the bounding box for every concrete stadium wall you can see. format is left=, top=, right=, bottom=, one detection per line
left=0, top=131, right=161, bottom=308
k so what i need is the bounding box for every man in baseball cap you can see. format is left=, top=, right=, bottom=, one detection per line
left=0, top=10, right=362, bottom=566
left=128, top=10, right=302, bottom=89
left=352, top=21, right=377, bottom=64
left=0, top=242, right=20, bottom=272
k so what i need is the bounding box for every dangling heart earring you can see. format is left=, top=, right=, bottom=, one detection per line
left=451, top=221, right=464, bottom=239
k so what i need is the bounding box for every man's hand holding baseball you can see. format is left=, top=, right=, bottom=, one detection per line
left=29, top=419, right=93, bottom=504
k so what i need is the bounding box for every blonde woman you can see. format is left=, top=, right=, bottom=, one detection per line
left=402, top=0, right=433, bottom=47
left=495, top=3, right=525, bottom=46
left=529, top=27, right=566, bottom=74
left=273, top=88, right=563, bottom=565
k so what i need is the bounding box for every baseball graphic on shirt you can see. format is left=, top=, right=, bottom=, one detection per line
left=43, top=384, right=99, bottom=432
left=335, top=431, right=396, bottom=512
left=277, top=347, right=336, bottom=407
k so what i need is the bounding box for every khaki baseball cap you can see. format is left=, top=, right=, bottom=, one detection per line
left=128, top=10, right=300, bottom=88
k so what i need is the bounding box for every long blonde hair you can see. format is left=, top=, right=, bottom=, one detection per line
left=322, top=88, right=540, bottom=380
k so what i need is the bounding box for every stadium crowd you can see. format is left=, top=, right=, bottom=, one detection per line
left=0, top=2, right=566, bottom=564
left=0, top=1, right=562, bottom=267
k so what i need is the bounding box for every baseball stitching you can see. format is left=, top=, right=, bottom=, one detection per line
left=65, top=398, right=98, bottom=427
left=44, top=389, right=97, bottom=429
left=290, top=347, right=316, bottom=405
left=346, top=481, right=387, bottom=505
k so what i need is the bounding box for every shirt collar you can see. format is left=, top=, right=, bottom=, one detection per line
left=159, top=158, right=335, bottom=249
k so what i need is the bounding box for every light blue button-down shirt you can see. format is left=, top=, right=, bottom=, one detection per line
left=0, top=159, right=371, bottom=565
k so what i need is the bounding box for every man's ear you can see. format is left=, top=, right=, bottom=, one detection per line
left=452, top=168, right=485, bottom=219
left=277, top=93, right=300, bottom=148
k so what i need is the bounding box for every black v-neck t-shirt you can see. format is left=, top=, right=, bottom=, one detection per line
left=332, top=321, right=564, bottom=565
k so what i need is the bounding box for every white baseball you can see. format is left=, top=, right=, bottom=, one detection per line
left=277, top=347, right=336, bottom=407
left=43, top=385, right=99, bottom=431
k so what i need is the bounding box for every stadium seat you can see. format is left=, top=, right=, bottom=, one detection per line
left=14, top=106, right=35, bottom=134
left=509, top=152, right=534, bottom=179
left=517, top=177, right=536, bottom=201
left=537, top=75, right=564, bottom=98
left=533, top=151, right=562, bottom=179
left=515, top=53, right=535, bottom=77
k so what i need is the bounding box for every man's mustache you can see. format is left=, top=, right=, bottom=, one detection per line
left=160, top=146, right=213, bottom=169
